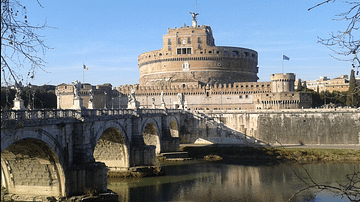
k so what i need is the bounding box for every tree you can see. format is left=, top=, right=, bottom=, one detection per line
left=346, top=69, right=359, bottom=106
left=1, top=0, right=50, bottom=86
left=296, top=79, right=303, bottom=91
left=309, top=1, right=360, bottom=74
left=302, top=81, right=307, bottom=91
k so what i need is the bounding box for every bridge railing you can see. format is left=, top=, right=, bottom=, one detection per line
left=80, top=109, right=138, bottom=117
left=1, top=109, right=82, bottom=121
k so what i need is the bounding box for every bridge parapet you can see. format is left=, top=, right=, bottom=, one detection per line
left=1, top=109, right=82, bottom=121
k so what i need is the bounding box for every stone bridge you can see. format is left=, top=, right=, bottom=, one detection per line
left=1, top=108, right=187, bottom=199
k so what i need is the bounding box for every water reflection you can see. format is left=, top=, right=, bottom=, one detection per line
left=108, top=161, right=359, bottom=202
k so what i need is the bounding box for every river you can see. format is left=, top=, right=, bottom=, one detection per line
left=108, top=160, right=359, bottom=202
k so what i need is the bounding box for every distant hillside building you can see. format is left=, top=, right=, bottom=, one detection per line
left=56, top=13, right=312, bottom=110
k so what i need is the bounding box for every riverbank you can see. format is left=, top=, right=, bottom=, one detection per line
left=180, top=145, right=360, bottom=163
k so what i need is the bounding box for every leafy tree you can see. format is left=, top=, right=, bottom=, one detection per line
left=296, top=79, right=303, bottom=91
left=1, top=0, right=50, bottom=85
left=309, top=1, right=359, bottom=74
left=346, top=69, right=359, bottom=106
left=302, top=81, right=307, bottom=91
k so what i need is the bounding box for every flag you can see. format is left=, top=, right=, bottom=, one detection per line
left=83, top=64, right=88, bottom=71
left=283, top=55, right=290, bottom=61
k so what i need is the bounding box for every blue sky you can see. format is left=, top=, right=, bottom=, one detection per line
left=8, top=0, right=355, bottom=86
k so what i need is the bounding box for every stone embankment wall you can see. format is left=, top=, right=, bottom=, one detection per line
left=188, top=109, right=360, bottom=145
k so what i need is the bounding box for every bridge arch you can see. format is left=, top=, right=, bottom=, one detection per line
left=167, top=116, right=180, bottom=138
left=141, top=118, right=162, bottom=154
left=1, top=131, right=66, bottom=197
left=93, top=121, right=130, bottom=170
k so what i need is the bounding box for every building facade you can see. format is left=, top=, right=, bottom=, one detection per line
left=56, top=13, right=312, bottom=110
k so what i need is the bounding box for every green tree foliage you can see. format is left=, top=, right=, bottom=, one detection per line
left=296, top=79, right=303, bottom=91
left=346, top=69, right=359, bottom=107
left=1, top=85, right=56, bottom=109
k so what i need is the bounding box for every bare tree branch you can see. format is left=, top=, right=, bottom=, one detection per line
left=309, top=0, right=360, bottom=74
left=1, top=0, right=52, bottom=86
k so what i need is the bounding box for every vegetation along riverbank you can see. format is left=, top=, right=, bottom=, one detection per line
left=180, top=145, right=360, bottom=163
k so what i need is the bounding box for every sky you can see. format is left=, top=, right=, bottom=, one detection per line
left=4, top=0, right=357, bottom=86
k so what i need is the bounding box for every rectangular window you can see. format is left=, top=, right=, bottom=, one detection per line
left=168, top=39, right=171, bottom=44
left=168, top=46, right=171, bottom=51
left=177, top=47, right=192, bottom=55
left=198, top=37, right=201, bottom=43
left=187, top=38, right=191, bottom=44
left=178, top=38, right=181, bottom=44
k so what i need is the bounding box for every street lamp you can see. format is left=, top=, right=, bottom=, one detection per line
left=104, top=91, right=107, bottom=109
left=28, top=83, right=31, bottom=109
left=112, top=97, right=114, bottom=109
left=219, top=91, right=223, bottom=123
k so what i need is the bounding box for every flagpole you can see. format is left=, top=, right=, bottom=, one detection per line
left=282, top=54, right=284, bottom=74
left=82, top=62, right=85, bottom=83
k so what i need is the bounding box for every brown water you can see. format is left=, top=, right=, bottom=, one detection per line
left=108, top=160, right=359, bottom=202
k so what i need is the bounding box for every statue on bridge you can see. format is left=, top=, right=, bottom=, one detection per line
left=70, top=80, right=84, bottom=110
left=88, top=89, right=94, bottom=109
left=177, top=93, right=184, bottom=109
left=152, top=97, right=156, bottom=109
left=127, top=89, right=138, bottom=109
left=72, top=80, right=81, bottom=98
left=12, top=81, right=25, bottom=110
left=160, top=91, right=166, bottom=109
left=14, top=81, right=23, bottom=100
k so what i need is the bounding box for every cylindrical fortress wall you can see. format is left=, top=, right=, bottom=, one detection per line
left=138, top=25, right=259, bottom=86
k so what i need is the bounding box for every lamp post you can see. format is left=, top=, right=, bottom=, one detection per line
left=32, top=90, right=35, bottom=109
left=112, top=97, right=114, bottom=109
left=219, top=91, right=222, bottom=123
left=118, top=93, right=121, bottom=109
left=104, top=91, right=107, bottom=109
left=170, top=98, right=172, bottom=109
left=28, top=84, right=31, bottom=109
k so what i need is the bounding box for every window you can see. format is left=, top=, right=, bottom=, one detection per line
left=224, top=51, right=228, bottom=56
left=232, top=51, right=239, bottom=56
left=187, top=38, right=191, bottom=44
left=182, top=61, right=190, bottom=70
left=239, top=95, right=242, bottom=99
left=198, top=37, right=201, bottom=43
left=252, top=54, right=256, bottom=57
left=168, top=46, right=171, bottom=51
left=177, top=47, right=192, bottom=54
left=178, top=38, right=181, bottom=44
left=244, top=52, right=249, bottom=57
left=168, top=39, right=171, bottom=44
left=245, top=95, right=248, bottom=98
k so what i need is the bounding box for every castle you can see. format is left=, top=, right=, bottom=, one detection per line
left=56, top=13, right=312, bottom=110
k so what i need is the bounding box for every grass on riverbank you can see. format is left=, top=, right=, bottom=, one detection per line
left=180, top=145, right=360, bottom=163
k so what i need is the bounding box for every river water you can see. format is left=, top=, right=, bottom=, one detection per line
left=108, top=160, right=359, bottom=202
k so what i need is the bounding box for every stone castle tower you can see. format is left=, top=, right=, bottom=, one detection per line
left=138, top=12, right=258, bottom=87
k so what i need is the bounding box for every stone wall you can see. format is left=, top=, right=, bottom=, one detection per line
left=202, top=109, right=360, bottom=145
